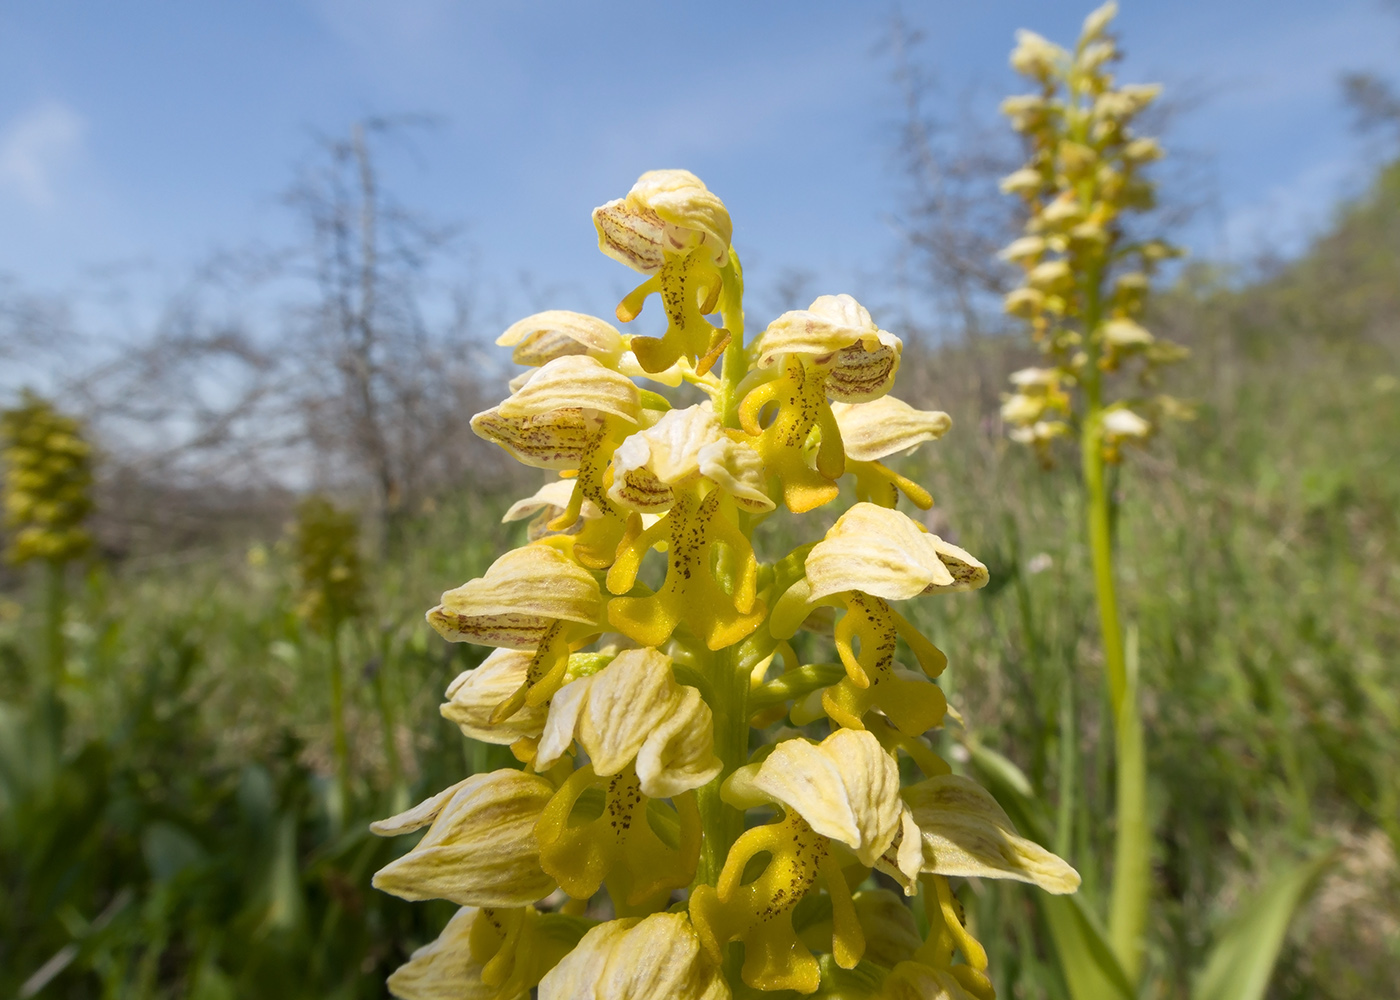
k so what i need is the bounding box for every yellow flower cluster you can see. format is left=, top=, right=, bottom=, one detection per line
left=1, top=391, right=94, bottom=565
left=372, top=170, right=1078, bottom=999
left=996, top=2, right=1190, bottom=464
left=293, top=496, right=366, bottom=634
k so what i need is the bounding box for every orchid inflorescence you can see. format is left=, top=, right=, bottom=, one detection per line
left=370, top=168, right=1079, bottom=999
left=996, top=2, right=1190, bottom=466
left=1, top=390, right=93, bottom=566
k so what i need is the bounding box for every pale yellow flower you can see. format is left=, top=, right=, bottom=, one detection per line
left=426, top=543, right=604, bottom=648
left=501, top=479, right=602, bottom=542
left=1009, top=29, right=1068, bottom=78
left=440, top=649, right=550, bottom=745
left=1102, top=407, right=1151, bottom=440
left=1101, top=317, right=1154, bottom=348
left=538, top=912, right=729, bottom=1000
left=754, top=294, right=902, bottom=402
left=385, top=906, right=501, bottom=1000
left=692, top=730, right=904, bottom=991
left=607, top=404, right=772, bottom=514
left=471, top=355, right=642, bottom=472
left=739, top=728, right=903, bottom=866
left=899, top=774, right=1080, bottom=894
left=427, top=542, right=606, bottom=717
left=1082, top=1, right=1119, bottom=41
left=533, top=646, right=720, bottom=799
left=999, top=168, right=1043, bottom=196
left=371, top=770, right=557, bottom=906
left=593, top=170, right=732, bottom=274
left=805, top=503, right=988, bottom=600
left=496, top=310, right=625, bottom=368
left=831, top=397, right=951, bottom=463
left=997, top=235, right=1046, bottom=263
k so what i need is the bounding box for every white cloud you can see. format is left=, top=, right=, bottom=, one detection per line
left=0, top=100, right=86, bottom=209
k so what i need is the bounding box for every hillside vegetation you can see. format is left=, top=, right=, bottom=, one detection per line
left=2, top=163, right=1397, bottom=998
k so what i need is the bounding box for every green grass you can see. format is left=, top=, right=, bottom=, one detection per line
left=2, top=165, right=1398, bottom=998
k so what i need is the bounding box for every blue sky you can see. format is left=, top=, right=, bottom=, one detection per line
left=0, top=0, right=1397, bottom=339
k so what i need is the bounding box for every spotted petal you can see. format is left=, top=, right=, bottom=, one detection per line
left=427, top=544, right=605, bottom=647
left=806, top=504, right=959, bottom=601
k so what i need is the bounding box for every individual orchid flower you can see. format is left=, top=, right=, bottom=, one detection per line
left=471, top=354, right=646, bottom=568
left=690, top=729, right=906, bottom=993
left=538, top=912, right=730, bottom=1000
left=371, top=770, right=558, bottom=907
left=593, top=170, right=735, bottom=375
left=496, top=309, right=688, bottom=388
left=440, top=648, right=552, bottom=749
left=739, top=294, right=902, bottom=513
left=426, top=541, right=607, bottom=721
left=500, top=478, right=602, bottom=542
left=1100, top=406, right=1151, bottom=462
left=529, top=648, right=716, bottom=910
left=385, top=904, right=588, bottom=1000
left=831, top=396, right=951, bottom=510
left=604, top=405, right=771, bottom=651
left=771, top=503, right=986, bottom=737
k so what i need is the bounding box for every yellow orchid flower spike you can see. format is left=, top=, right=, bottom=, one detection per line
left=382, top=168, right=1081, bottom=999
left=426, top=542, right=606, bottom=720
left=471, top=354, right=645, bottom=569
left=738, top=294, right=902, bottom=513
left=594, top=170, right=735, bottom=375
left=831, top=396, right=951, bottom=510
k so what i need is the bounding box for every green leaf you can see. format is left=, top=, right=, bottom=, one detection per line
left=1039, top=894, right=1135, bottom=1000
left=1191, top=851, right=1334, bottom=1000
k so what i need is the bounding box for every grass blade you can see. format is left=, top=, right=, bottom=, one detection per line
left=968, top=742, right=1134, bottom=1000
left=1191, top=851, right=1334, bottom=1000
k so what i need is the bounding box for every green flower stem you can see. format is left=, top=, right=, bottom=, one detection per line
left=696, top=644, right=750, bottom=886
left=326, top=618, right=351, bottom=823
left=43, top=557, right=66, bottom=690
left=697, top=247, right=751, bottom=886
left=1080, top=260, right=1149, bottom=984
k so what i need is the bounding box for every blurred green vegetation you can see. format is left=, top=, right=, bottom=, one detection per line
left=2, top=164, right=1398, bottom=998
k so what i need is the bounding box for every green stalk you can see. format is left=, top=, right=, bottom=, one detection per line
left=1080, top=270, right=1149, bottom=982
left=43, top=557, right=66, bottom=690
left=370, top=623, right=403, bottom=798
left=1055, top=668, right=1077, bottom=861
left=696, top=644, right=750, bottom=886
left=695, top=248, right=752, bottom=886
left=326, top=616, right=351, bottom=825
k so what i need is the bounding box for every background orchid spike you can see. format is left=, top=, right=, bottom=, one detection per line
left=379, top=167, right=1075, bottom=998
